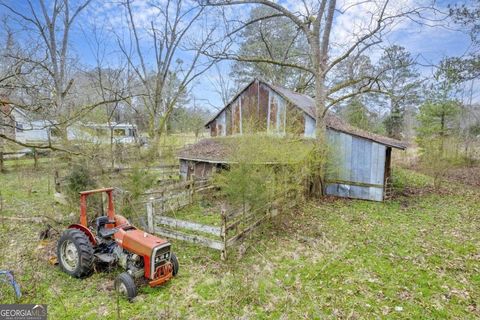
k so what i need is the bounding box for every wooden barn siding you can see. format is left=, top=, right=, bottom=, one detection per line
left=215, top=82, right=301, bottom=137
left=210, top=119, right=217, bottom=136
left=180, top=159, right=215, bottom=180
left=325, top=130, right=386, bottom=201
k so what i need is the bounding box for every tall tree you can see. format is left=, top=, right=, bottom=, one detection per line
left=204, top=0, right=434, bottom=194
left=117, top=0, right=217, bottom=152
left=229, top=6, right=312, bottom=92
left=377, top=45, right=420, bottom=139
left=1, top=0, right=91, bottom=117
left=342, top=98, right=371, bottom=131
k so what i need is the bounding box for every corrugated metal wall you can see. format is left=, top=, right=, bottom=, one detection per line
left=325, top=130, right=386, bottom=201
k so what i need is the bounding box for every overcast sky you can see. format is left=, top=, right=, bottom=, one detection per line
left=1, top=0, right=478, bottom=110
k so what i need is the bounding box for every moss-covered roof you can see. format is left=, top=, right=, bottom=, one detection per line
left=178, top=135, right=315, bottom=164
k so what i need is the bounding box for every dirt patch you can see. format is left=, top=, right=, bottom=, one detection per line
left=394, top=185, right=453, bottom=198
left=444, top=166, right=480, bottom=187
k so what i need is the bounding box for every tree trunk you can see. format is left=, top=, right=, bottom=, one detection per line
left=312, top=72, right=328, bottom=196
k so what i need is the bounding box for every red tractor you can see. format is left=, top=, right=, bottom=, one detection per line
left=56, top=188, right=178, bottom=300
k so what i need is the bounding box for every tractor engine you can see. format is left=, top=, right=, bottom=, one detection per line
left=113, top=228, right=173, bottom=281
left=113, top=246, right=145, bottom=278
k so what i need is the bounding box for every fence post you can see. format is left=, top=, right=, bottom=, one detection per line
left=221, top=206, right=227, bottom=261
left=33, top=148, right=38, bottom=169
left=0, top=191, right=3, bottom=227
left=54, top=170, right=60, bottom=193
left=161, top=191, right=165, bottom=215
left=0, top=151, right=4, bottom=173
left=190, top=178, right=195, bottom=205
left=147, top=197, right=155, bottom=234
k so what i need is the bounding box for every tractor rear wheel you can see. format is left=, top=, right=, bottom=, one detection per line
left=114, top=272, right=137, bottom=301
left=170, top=253, right=179, bottom=276
left=57, top=229, right=94, bottom=278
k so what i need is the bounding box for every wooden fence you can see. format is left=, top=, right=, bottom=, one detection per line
left=147, top=194, right=281, bottom=260
left=53, top=164, right=181, bottom=193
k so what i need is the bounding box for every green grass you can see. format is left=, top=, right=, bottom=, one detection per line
left=163, top=197, right=223, bottom=227
left=0, top=165, right=479, bottom=319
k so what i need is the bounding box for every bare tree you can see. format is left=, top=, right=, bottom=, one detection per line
left=0, top=0, right=131, bottom=153
left=208, top=64, right=235, bottom=107
left=116, top=0, right=218, bottom=151
left=1, top=0, right=91, bottom=114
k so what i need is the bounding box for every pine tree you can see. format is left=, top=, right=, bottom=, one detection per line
left=377, top=45, right=421, bottom=140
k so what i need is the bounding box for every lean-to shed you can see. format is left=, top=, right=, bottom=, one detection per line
left=179, top=79, right=407, bottom=201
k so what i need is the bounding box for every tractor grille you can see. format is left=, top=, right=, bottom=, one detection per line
left=153, top=244, right=171, bottom=268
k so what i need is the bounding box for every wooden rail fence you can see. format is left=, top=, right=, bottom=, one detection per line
left=147, top=195, right=280, bottom=260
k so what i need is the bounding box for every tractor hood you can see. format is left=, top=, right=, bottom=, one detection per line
left=115, top=228, right=170, bottom=257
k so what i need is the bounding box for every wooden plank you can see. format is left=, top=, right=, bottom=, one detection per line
left=226, top=213, right=270, bottom=247
left=143, top=180, right=193, bottom=196
left=154, top=190, right=190, bottom=202
left=225, top=206, right=249, bottom=220
left=155, top=216, right=222, bottom=236
left=154, top=226, right=224, bottom=251
left=146, top=198, right=154, bottom=233
left=325, top=179, right=384, bottom=188
left=225, top=210, right=258, bottom=231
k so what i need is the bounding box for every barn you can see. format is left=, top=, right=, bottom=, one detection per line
left=178, top=79, right=407, bottom=201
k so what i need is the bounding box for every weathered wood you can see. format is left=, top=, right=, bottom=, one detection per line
left=0, top=152, right=3, bottom=173
left=146, top=197, right=155, bottom=233
left=154, top=226, right=224, bottom=251
left=225, top=210, right=258, bottom=232
left=195, top=185, right=216, bottom=193
left=325, top=179, right=384, bottom=188
left=154, top=191, right=189, bottom=203
left=142, top=180, right=194, bottom=196
left=155, top=216, right=222, bottom=236
left=225, top=207, right=245, bottom=220
left=33, top=148, right=38, bottom=169
left=221, top=209, right=227, bottom=260
left=226, top=213, right=270, bottom=247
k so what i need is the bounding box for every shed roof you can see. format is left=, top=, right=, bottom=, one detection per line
left=178, top=136, right=315, bottom=164
left=205, top=79, right=407, bottom=150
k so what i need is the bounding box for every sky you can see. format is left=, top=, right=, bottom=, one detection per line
left=0, top=0, right=478, bottom=111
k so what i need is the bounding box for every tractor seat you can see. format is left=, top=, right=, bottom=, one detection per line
left=98, top=226, right=116, bottom=238
left=96, top=216, right=116, bottom=238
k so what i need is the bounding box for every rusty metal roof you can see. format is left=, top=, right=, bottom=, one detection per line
left=178, top=139, right=233, bottom=163
left=204, top=79, right=407, bottom=150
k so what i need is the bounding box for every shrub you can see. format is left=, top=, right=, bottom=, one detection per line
left=65, top=164, right=97, bottom=203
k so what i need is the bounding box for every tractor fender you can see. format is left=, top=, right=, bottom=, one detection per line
left=68, top=224, right=97, bottom=246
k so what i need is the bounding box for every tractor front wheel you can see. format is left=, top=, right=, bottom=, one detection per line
left=114, top=272, right=137, bottom=301
left=170, top=253, right=179, bottom=276
left=57, top=229, right=94, bottom=278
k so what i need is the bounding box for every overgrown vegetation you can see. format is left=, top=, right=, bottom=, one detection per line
left=1, top=162, right=479, bottom=319
left=214, top=135, right=314, bottom=212
left=65, top=164, right=97, bottom=203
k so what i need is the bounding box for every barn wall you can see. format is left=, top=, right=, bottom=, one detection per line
left=212, top=80, right=308, bottom=137
left=179, top=159, right=216, bottom=181
left=179, top=159, right=189, bottom=180
left=325, top=129, right=386, bottom=201
left=304, top=114, right=315, bottom=138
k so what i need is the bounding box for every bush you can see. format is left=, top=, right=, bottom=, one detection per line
left=214, top=135, right=314, bottom=212
left=120, top=167, right=157, bottom=218
left=65, top=164, right=97, bottom=203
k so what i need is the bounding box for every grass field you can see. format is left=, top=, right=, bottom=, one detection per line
left=0, top=161, right=479, bottom=319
